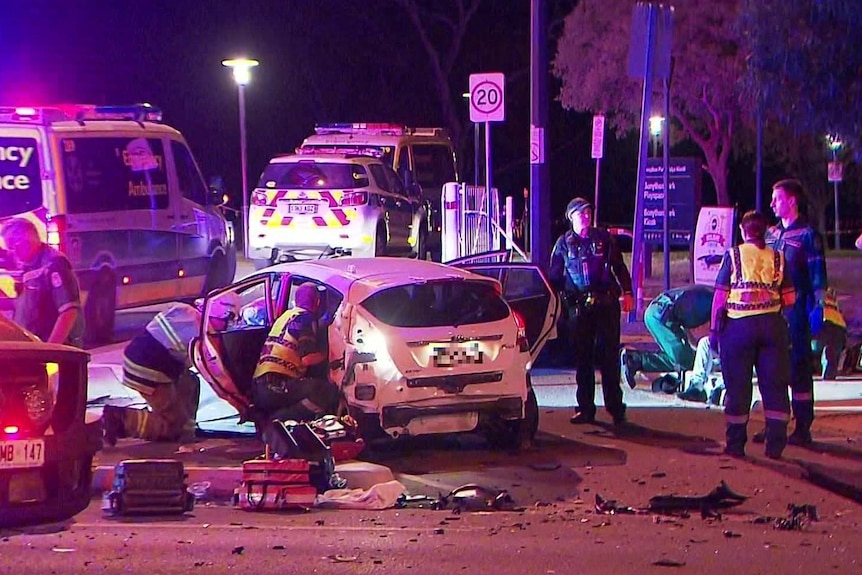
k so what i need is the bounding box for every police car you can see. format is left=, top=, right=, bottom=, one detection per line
left=0, top=315, right=101, bottom=527
left=248, top=151, right=425, bottom=268
left=191, top=257, right=560, bottom=449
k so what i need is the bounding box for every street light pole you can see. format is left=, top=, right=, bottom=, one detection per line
left=222, top=57, right=259, bottom=259
left=827, top=134, right=842, bottom=250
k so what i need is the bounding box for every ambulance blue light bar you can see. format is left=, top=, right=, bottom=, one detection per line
left=295, top=145, right=384, bottom=158
left=0, top=103, right=163, bottom=124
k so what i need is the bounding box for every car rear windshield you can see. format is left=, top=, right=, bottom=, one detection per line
left=0, top=136, right=43, bottom=218
left=259, top=162, right=370, bottom=189
left=361, top=280, right=510, bottom=328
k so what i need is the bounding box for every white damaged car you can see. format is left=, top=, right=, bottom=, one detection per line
left=191, top=256, right=559, bottom=449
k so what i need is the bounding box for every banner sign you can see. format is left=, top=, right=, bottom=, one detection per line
left=692, top=206, right=736, bottom=286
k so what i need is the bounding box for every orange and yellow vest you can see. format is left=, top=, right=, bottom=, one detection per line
left=726, top=243, right=784, bottom=319
left=253, top=307, right=314, bottom=379
left=824, top=288, right=846, bottom=329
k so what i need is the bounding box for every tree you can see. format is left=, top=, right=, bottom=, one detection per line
left=391, top=0, right=483, bottom=161
left=738, top=0, right=862, bottom=149
left=552, top=0, right=747, bottom=206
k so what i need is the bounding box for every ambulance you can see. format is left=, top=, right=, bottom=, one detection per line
left=299, top=123, right=458, bottom=260
left=0, top=104, right=236, bottom=343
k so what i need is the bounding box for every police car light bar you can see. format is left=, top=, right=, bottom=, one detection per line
left=314, top=123, right=407, bottom=136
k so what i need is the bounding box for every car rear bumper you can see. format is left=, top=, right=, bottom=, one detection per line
left=0, top=420, right=102, bottom=528
left=381, top=396, right=523, bottom=429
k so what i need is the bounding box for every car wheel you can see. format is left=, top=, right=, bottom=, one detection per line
left=202, top=250, right=232, bottom=296
left=485, top=385, right=538, bottom=451
left=84, top=270, right=116, bottom=345
left=374, top=224, right=387, bottom=257
left=412, top=226, right=427, bottom=260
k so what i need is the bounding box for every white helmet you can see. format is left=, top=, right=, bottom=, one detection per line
left=209, top=292, right=241, bottom=321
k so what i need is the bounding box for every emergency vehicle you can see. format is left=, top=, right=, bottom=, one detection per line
left=299, top=123, right=458, bottom=260
left=248, top=150, right=424, bottom=267
left=0, top=104, right=236, bottom=342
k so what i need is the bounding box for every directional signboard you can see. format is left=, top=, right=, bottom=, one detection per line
left=469, top=73, right=506, bottom=123
left=642, top=157, right=701, bottom=246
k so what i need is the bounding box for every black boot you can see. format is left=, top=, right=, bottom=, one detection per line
left=724, top=423, right=747, bottom=457
left=764, top=419, right=788, bottom=459
left=788, top=400, right=814, bottom=446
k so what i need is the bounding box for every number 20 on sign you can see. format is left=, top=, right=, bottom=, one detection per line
left=469, top=73, right=506, bottom=123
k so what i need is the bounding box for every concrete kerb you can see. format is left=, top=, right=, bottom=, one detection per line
left=91, top=465, right=243, bottom=501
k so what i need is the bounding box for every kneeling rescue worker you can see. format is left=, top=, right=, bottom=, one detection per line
left=549, top=197, right=634, bottom=427
left=251, top=282, right=340, bottom=424
left=710, top=211, right=795, bottom=459
left=102, top=294, right=240, bottom=444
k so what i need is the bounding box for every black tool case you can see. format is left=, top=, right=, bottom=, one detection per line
left=102, top=459, right=195, bottom=516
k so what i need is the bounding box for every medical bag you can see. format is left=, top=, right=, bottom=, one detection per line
left=102, top=459, right=195, bottom=516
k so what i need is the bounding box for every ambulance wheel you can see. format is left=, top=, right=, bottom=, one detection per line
left=202, top=250, right=231, bottom=296
left=485, top=386, right=538, bottom=451
left=85, top=271, right=116, bottom=345
left=373, top=224, right=387, bottom=257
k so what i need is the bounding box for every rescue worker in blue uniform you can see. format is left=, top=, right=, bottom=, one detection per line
left=102, top=294, right=240, bottom=445
left=620, top=284, right=714, bottom=395
left=252, top=282, right=339, bottom=424
left=0, top=217, right=84, bottom=347
left=755, top=179, right=828, bottom=446
left=711, top=211, right=795, bottom=459
left=549, top=197, right=635, bottom=426
left=812, top=287, right=846, bottom=381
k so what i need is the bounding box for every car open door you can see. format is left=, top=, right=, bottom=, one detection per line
left=191, top=274, right=276, bottom=418
left=455, top=262, right=560, bottom=362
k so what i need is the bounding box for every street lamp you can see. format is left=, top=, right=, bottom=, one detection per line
left=649, top=116, right=664, bottom=157
left=222, top=57, right=259, bottom=259
left=826, top=134, right=843, bottom=250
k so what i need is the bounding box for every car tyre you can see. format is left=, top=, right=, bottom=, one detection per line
left=202, top=249, right=233, bottom=296
left=84, top=270, right=116, bottom=345
left=374, top=223, right=387, bottom=257
left=485, top=385, right=539, bottom=451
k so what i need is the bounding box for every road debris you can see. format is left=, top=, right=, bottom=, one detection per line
left=649, top=481, right=747, bottom=515
left=753, top=503, right=819, bottom=531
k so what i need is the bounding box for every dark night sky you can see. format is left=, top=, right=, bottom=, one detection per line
left=1, top=0, right=719, bottom=231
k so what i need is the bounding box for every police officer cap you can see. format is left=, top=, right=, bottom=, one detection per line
left=295, top=282, right=321, bottom=310
left=565, top=197, right=593, bottom=219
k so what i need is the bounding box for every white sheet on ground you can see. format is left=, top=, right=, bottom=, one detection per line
left=316, top=480, right=406, bottom=510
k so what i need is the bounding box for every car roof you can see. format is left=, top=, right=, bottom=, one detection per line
left=259, top=257, right=499, bottom=303
left=0, top=315, right=39, bottom=342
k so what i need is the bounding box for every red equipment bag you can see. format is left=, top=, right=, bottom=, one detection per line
left=234, top=458, right=318, bottom=511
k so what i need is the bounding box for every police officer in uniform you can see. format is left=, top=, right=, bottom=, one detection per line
left=756, top=179, right=827, bottom=446
left=252, top=282, right=339, bottom=424
left=711, top=211, right=795, bottom=459
left=549, top=197, right=635, bottom=426
left=0, top=217, right=84, bottom=347
left=102, top=293, right=240, bottom=445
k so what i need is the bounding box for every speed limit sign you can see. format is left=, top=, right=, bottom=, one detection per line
left=469, top=73, right=505, bottom=123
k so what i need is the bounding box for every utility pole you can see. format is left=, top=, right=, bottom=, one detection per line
left=530, top=0, right=550, bottom=269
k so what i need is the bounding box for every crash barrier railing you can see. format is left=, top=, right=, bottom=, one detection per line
left=443, top=182, right=523, bottom=262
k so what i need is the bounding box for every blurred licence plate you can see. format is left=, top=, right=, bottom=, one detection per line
left=432, top=342, right=483, bottom=368
left=279, top=201, right=318, bottom=215
left=0, top=439, right=45, bottom=469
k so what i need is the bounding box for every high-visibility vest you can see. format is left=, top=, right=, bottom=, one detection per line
left=824, top=288, right=846, bottom=329
left=726, top=243, right=784, bottom=319
left=253, top=307, right=314, bottom=379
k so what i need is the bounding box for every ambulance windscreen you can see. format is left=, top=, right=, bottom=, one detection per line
left=260, top=162, right=370, bottom=189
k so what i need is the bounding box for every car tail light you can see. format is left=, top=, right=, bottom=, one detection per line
left=251, top=190, right=269, bottom=206
left=512, top=311, right=529, bottom=353
left=46, top=215, right=66, bottom=252
left=341, top=191, right=368, bottom=206
left=0, top=363, right=56, bottom=436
